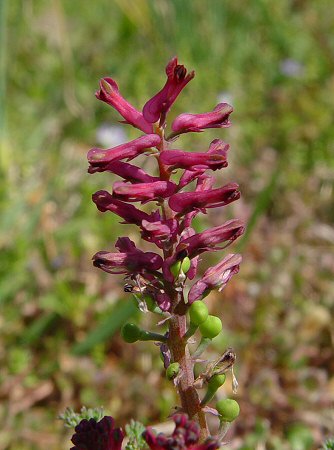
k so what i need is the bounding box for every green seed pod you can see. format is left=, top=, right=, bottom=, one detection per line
left=208, top=373, right=226, bottom=391
left=170, top=260, right=182, bottom=279
left=199, top=315, right=222, bottom=339
left=121, top=323, right=141, bottom=343
left=216, top=398, right=240, bottom=422
left=181, top=256, right=191, bottom=274
left=201, top=374, right=227, bottom=406
left=166, top=362, right=180, bottom=380
left=189, top=301, right=209, bottom=326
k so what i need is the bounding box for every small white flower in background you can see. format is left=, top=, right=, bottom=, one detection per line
left=216, top=91, right=234, bottom=107
left=280, top=59, right=304, bottom=77
left=96, top=124, right=127, bottom=148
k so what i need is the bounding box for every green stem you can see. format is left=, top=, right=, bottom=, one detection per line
left=184, top=322, right=198, bottom=339
left=139, top=330, right=167, bottom=342
left=192, top=337, right=212, bottom=359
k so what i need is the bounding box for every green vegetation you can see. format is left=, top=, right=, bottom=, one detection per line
left=1, top=0, right=333, bottom=448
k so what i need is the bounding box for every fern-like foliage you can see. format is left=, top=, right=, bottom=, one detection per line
left=58, top=406, right=105, bottom=428
left=125, top=419, right=149, bottom=450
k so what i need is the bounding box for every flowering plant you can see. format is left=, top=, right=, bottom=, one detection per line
left=69, top=57, right=245, bottom=449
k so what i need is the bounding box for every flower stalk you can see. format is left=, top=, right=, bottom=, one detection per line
left=87, top=57, right=244, bottom=444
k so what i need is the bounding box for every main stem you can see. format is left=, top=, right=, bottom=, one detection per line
left=157, top=129, right=209, bottom=440
left=168, top=314, right=209, bottom=441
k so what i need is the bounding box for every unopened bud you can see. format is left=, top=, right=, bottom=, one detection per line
left=170, top=260, right=182, bottom=279
left=181, top=256, right=191, bottom=274
left=170, top=256, right=191, bottom=279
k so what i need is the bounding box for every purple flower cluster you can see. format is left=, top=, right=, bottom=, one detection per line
left=70, top=414, right=218, bottom=450
left=70, top=416, right=124, bottom=450
left=89, top=57, right=243, bottom=310
left=143, top=414, right=219, bottom=450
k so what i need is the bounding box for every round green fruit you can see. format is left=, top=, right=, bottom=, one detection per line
left=216, top=398, right=240, bottom=422
left=121, top=323, right=141, bottom=343
left=189, top=301, right=209, bottom=326
left=199, top=315, right=222, bottom=339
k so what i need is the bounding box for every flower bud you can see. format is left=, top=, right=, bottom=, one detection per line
left=121, top=323, right=141, bottom=343
left=199, top=315, right=222, bottom=339
left=181, top=256, right=191, bottom=274
left=216, top=398, right=240, bottom=422
left=170, top=260, right=182, bottom=279
left=189, top=301, right=209, bottom=326
left=166, top=362, right=180, bottom=380
left=170, top=256, right=191, bottom=280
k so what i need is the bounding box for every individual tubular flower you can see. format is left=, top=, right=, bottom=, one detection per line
left=188, top=253, right=242, bottom=303
left=159, top=144, right=228, bottom=172
left=181, top=175, right=217, bottom=227
left=70, top=416, right=124, bottom=450
left=92, top=190, right=154, bottom=225
left=93, top=237, right=163, bottom=275
left=171, top=103, right=233, bottom=135
left=113, top=180, right=176, bottom=203
left=143, top=57, right=195, bottom=124
left=89, top=160, right=159, bottom=183
left=178, top=169, right=205, bottom=189
left=87, top=134, right=161, bottom=171
left=169, top=182, right=240, bottom=215
left=176, top=219, right=245, bottom=258
left=96, top=77, right=153, bottom=134
left=178, top=139, right=230, bottom=190
left=143, top=414, right=219, bottom=450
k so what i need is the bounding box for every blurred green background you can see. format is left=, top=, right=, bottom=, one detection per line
left=1, top=0, right=333, bottom=449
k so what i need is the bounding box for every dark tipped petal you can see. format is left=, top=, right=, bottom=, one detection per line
left=143, top=57, right=195, bottom=124
left=96, top=77, right=153, bottom=133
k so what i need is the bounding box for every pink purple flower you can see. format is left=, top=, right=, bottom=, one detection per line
left=93, top=237, right=163, bottom=275
left=113, top=180, right=176, bottom=203
left=92, top=190, right=153, bottom=225
left=188, top=253, right=242, bottom=303
left=169, top=183, right=240, bottom=214
left=171, top=103, right=233, bottom=134
left=159, top=144, right=228, bottom=172
left=87, top=134, right=161, bottom=170
left=143, top=57, right=195, bottom=124
left=89, top=160, right=159, bottom=183
left=143, top=414, right=219, bottom=450
left=96, top=77, right=153, bottom=133
left=176, top=219, right=245, bottom=258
